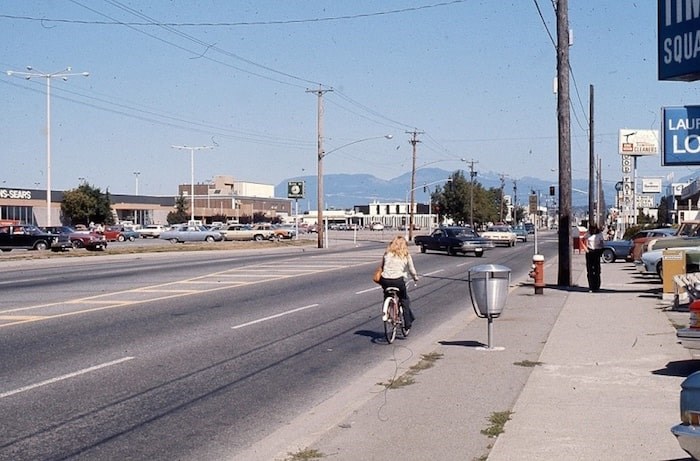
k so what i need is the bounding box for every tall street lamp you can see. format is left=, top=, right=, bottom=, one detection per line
left=172, top=145, right=214, bottom=224
left=317, top=134, right=393, bottom=248
left=6, top=66, right=89, bottom=226
left=133, top=171, right=141, bottom=195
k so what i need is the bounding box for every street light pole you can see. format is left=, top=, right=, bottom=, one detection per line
left=171, top=145, right=214, bottom=224
left=6, top=66, right=89, bottom=226
left=133, top=171, right=141, bottom=195
left=316, top=134, right=393, bottom=248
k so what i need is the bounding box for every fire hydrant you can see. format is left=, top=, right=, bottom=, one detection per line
left=529, top=254, right=545, bottom=295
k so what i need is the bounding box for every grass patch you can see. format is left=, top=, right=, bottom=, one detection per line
left=513, top=360, right=543, bottom=368
left=481, top=411, right=513, bottom=438
left=284, top=447, right=325, bottom=460
left=378, top=352, right=443, bottom=389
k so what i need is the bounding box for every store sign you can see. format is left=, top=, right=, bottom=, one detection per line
left=0, top=188, right=32, bottom=200
left=658, top=0, right=700, bottom=81
left=641, top=178, right=662, bottom=193
left=619, top=129, right=659, bottom=155
left=672, top=182, right=687, bottom=196
left=662, top=106, right=700, bottom=165
left=637, top=194, right=656, bottom=208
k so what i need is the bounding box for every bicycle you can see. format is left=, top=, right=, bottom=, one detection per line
left=382, top=287, right=409, bottom=344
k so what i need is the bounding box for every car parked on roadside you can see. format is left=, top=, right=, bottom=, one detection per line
left=635, top=245, right=700, bottom=279
left=273, top=224, right=297, bottom=239
left=159, top=225, right=224, bottom=243
left=602, top=239, right=634, bottom=263
left=220, top=224, right=275, bottom=241
left=101, top=225, right=139, bottom=242
left=44, top=225, right=108, bottom=251
left=671, top=371, right=700, bottom=459
left=136, top=224, right=166, bottom=238
left=371, top=222, right=385, bottom=231
left=413, top=226, right=494, bottom=257
left=0, top=224, right=63, bottom=252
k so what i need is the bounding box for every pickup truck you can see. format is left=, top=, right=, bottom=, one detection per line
left=220, top=224, right=276, bottom=241
left=413, top=226, right=494, bottom=257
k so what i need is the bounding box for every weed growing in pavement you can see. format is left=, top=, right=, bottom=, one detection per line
left=378, top=352, right=443, bottom=389
left=481, top=411, right=513, bottom=438
left=513, top=360, right=543, bottom=367
left=284, top=447, right=325, bottom=460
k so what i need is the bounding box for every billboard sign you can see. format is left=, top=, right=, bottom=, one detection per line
left=636, top=194, right=656, bottom=208
left=658, top=0, right=700, bottom=81
left=642, top=178, right=663, bottom=193
left=662, top=106, right=700, bottom=165
left=619, top=129, right=659, bottom=156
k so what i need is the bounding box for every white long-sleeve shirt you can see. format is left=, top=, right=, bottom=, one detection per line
left=381, top=252, right=418, bottom=281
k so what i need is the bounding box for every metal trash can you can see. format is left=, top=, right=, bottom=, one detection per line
left=468, top=264, right=511, bottom=319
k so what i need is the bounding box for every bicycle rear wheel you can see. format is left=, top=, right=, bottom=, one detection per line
left=383, top=297, right=398, bottom=344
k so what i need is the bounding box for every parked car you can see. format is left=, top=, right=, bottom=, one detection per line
left=630, top=227, right=679, bottom=261
left=371, top=223, right=385, bottom=231
left=136, top=224, right=166, bottom=238
left=101, top=225, right=139, bottom=242
left=481, top=225, right=517, bottom=247
left=635, top=245, right=700, bottom=279
left=220, top=224, right=275, bottom=241
left=602, top=239, right=634, bottom=263
left=273, top=224, right=297, bottom=239
left=413, top=226, right=494, bottom=257
left=44, top=225, right=108, bottom=251
left=524, top=223, right=536, bottom=234
left=0, top=224, right=62, bottom=252
left=513, top=225, right=528, bottom=242
left=159, top=225, right=224, bottom=243
left=671, top=371, right=700, bottom=459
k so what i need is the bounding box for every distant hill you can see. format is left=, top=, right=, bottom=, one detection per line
left=275, top=168, right=617, bottom=212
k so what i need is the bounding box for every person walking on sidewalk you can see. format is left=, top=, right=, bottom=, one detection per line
left=379, top=235, right=419, bottom=329
left=585, top=223, right=604, bottom=292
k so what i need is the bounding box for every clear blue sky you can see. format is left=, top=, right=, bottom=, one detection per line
left=1, top=1, right=697, bottom=196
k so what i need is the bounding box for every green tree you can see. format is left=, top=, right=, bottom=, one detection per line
left=167, top=194, right=189, bottom=225
left=61, top=183, right=114, bottom=226
left=430, top=171, right=500, bottom=227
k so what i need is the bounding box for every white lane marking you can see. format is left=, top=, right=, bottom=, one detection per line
left=231, top=304, right=320, bottom=330
left=356, top=286, right=382, bottom=295
left=456, top=262, right=470, bottom=267
left=423, top=269, right=444, bottom=276
left=0, top=357, right=134, bottom=399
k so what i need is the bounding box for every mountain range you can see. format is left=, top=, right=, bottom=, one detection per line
left=274, top=168, right=616, bottom=212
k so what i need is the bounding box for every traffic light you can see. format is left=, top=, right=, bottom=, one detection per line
left=549, top=185, right=555, bottom=196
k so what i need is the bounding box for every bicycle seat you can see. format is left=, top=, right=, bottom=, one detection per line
left=384, top=287, right=400, bottom=294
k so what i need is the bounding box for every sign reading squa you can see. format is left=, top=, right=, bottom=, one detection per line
left=658, top=0, right=700, bottom=81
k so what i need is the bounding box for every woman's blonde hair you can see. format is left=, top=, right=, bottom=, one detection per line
left=386, top=235, right=409, bottom=258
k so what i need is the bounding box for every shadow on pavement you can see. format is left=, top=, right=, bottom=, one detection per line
left=653, top=360, right=700, bottom=378
left=438, top=340, right=487, bottom=349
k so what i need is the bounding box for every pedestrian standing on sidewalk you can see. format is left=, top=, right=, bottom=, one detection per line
left=584, top=223, right=604, bottom=292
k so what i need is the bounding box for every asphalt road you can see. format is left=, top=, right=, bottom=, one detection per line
left=0, top=232, right=556, bottom=460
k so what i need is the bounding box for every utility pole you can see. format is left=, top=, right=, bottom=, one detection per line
left=499, top=173, right=507, bottom=222
left=468, top=159, right=478, bottom=227
left=406, top=130, right=423, bottom=241
left=307, top=85, right=332, bottom=249
left=557, top=0, right=572, bottom=287
left=588, top=84, right=596, bottom=228
left=513, top=179, right=518, bottom=222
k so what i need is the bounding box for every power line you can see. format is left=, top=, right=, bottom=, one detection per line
left=0, top=1, right=468, bottom=27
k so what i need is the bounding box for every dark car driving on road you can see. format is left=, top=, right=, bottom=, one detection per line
left=413, top=226, right=494, bottom=257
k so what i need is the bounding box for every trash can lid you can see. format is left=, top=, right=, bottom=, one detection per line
left=469, top=264, right=511, bottom=275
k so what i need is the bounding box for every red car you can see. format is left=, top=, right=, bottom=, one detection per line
left=101, top=225, right=139, bottom=242
left=44, top=226, right=108, bottom=251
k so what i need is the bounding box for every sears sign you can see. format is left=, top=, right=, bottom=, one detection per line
left=662, top=106, right=700, bottom=165
left=658, top=0, right=700, bottom=81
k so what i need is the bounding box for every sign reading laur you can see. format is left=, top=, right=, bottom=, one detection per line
left=662, top=106, right=700, bottom=165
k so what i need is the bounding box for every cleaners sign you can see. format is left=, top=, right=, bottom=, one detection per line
left=658, top=0, right=700, bottom=81
left=662, top=106, right=700, bottom=165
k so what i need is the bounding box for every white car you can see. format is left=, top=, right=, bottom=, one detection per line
left=371, top=223, right=385, bottom=231
left=481, top=225, right=517, bottom=247
left=137, top=224, right=166, bottom=238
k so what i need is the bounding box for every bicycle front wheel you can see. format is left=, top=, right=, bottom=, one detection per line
left=383, top=297, right=398, bottom=344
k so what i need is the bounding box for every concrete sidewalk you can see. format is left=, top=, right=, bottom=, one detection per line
left=240, top=253, right=695, bottom=461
